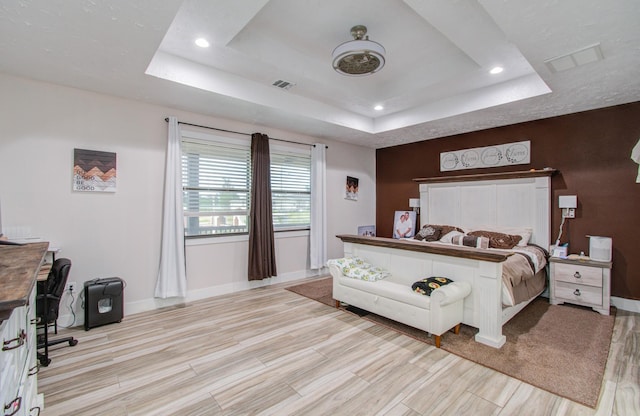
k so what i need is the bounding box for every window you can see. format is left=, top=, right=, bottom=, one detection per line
left=181, top=132, right=311, bottom=237
left=182, top=135, right=251, bottom=236
left=270, top=146, right=311, bottom=231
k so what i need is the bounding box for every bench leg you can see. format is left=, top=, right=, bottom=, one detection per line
left=435, top=324, right=460, bottom=348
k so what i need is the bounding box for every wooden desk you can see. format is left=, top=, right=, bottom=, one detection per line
left=0, top=242, right=48, bottom=321
left=0, top=242, right=48, bottom=414
left=37, top=263, right=51, bottom=281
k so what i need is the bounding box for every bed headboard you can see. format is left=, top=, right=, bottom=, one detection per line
left=417, top=170, right=554, bottom=249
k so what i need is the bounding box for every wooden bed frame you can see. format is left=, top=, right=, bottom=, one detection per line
left=339, top=169, right=555, bottom=348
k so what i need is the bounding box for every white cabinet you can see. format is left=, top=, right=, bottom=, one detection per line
left=549, top=257, right=612, bottom=315
left=0, top=285, right=42, bottom=416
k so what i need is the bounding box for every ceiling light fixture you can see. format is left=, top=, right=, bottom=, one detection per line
left=489, top=66, right=503, bottom=74
left=332, top=25, right=385, bottom=76
left=374, top=105, right=384, bottom=111
left=195, top=38, right=210, bottom=48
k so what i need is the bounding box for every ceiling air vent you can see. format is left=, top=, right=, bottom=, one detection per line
left=272, top=80, right=295, bottom=90
left=544, top=43, right=604, bottom=73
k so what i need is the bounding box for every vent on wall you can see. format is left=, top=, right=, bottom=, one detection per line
left=544, top=43, right=604, bottom=73
left=272, top=80, right=296, bottom=90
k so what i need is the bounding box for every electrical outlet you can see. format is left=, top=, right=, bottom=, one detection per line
left=562, top=208, right=576, bottom=219
left=66, top=281, right=77, bottom=293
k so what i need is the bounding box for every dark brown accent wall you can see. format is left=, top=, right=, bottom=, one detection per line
left=376, top=101, right=640, bottom=300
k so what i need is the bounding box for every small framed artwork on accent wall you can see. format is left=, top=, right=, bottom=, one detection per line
left=393, top=210, right=416, bottom=239
left=345, top=176, right=359, bottom=200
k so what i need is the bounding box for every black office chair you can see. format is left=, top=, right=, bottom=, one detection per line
left=37, top=258, right=78, bottom=366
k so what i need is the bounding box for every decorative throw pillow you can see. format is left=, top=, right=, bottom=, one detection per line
left=417, top=224, right=465, bottom=239
left=469, top=226, right=533, bottom=247
left=412, top=277, right=454, bottom=296
left=344, top=265, right=390, bottom=281
left=451, top=234, right=490, bottom=249
left=327, top=257, right=390, bottom=281
left=329, top=257, right=371, bottom=273
left=435, top=224, right=465, bottom=236
left=414, top=225, right=441, bottom=241
left=468, top=230, right=522, bottom=249
left=439, top=230, right=465, bottom=244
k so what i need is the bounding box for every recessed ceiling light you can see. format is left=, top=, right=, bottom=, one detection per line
left=195, top=38, right=210, bottom=48
left=374, top=105, right=384, bottom=111
left=489, top=66, right=503, bottom=75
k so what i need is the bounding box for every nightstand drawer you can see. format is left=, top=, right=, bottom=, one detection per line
left=553, top=263, right=602, bottom=287
left=554, top=281, right=602, bottom=306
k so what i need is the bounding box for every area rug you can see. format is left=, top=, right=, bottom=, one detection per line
left=286, top=277, right=615, bottom=408
left=285, top=276, right=335, bottom=307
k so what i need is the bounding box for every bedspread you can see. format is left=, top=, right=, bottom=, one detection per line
left=406, top=238, right=548, bottom=306
left=501, top=245, right=548, bottom=305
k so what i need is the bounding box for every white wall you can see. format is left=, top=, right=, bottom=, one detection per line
left=0, top=73, right=376, bottom=324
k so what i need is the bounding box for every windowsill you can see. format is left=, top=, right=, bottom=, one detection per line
left=185, top=229, right=310, bottom=246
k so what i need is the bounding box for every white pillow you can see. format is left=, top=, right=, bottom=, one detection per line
left=439, top=230, right=465, bottom=244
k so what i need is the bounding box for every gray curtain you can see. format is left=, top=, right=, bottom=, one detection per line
left=248, top=133, right=277, bottom=280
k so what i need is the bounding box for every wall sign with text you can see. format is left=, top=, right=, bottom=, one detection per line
left=440, top=140, right=530, bottom=172
left=73, top=148, right=117, bottom=192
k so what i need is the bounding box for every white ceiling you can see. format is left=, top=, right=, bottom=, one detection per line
left=1, top=0, right=639, bottom=148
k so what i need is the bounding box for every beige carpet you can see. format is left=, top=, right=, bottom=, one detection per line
left=286, top=277, right=335, bottom=307
left=285, top=277, right=615, bottom=408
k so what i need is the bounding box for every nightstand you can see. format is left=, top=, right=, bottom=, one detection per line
left=549, top=257, right=612, bottom=315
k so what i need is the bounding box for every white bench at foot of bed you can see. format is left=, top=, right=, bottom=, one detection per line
left=330, top=261, right=472, bottom=348
left=336, top=235, right=535, bottom=349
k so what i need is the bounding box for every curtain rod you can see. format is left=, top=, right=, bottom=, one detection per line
left=164, top=118, right=327, bottom=148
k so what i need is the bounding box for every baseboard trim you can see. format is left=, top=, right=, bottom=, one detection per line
left=123, top=281, right=637, bottom=318
left=611, top=296, right=640, bottom=313
left=61, top=270, right=636, bottom=327
left=128, top=268, right=327, bottom=315
left=58, top=267, right=328, bottom=325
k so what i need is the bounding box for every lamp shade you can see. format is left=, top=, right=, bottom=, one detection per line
left=409, top=198, right=420, bottom=208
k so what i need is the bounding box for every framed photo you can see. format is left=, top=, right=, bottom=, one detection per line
left=393, top=210, right=416, bottom=239
left=357, top=225, right=376, bottom=237
left=345, top=176, right=359, bottom=200
left=73, top=148, right=117, bottom=192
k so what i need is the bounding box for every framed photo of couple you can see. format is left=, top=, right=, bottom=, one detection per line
left=393, top=210, right=417, bottom=239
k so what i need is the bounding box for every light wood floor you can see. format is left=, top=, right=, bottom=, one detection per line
left=38, top=278, right=639, bottom=416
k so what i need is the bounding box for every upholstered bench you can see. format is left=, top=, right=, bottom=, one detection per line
left=329, top=258, right=471, bottom=348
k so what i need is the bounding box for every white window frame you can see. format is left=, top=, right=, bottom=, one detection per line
left=180, top=130, right=311, bottom=239
left=182, top=130, right=251, bottom=238
left=270, top=142, right=312, bottom=232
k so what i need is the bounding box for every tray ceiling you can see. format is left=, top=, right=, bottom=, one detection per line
left=1, top=0, right=639, bottom=148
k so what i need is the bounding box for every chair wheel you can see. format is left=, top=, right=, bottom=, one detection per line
left=69, top=339, right=78, bottom=346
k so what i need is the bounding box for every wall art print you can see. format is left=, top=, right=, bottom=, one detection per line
left=440, top=140, right=530, bottom=171
left=357, top=225, right=376, bottom=237
left=345, top=176, right=359, bottom=201
left=73, top=148, right=117, bottom=192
